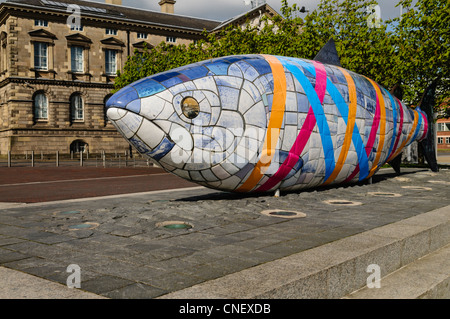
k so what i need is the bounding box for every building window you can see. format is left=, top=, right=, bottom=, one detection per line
left=166, top=36, right=176, bottom=43
left=71, top=46, right=84, bottom=73
left=438, top=137, right=444, bottom=144
left=105, top=49, right=117, bottom=75
left=446, top=137, right=450, bottom=144
left=70, top=140, right=88, bottom=153
left=35, top=20, right=48, bottom=27
left=33, top=92, right=48, bottom=120
left=137, top=32, right=148, bottom=39
left=34, top=42, right=48, bottom=70
left=70, top=94, right=84, bottom=122
left=106, top=28, right=118, bottom=35
left=1, top=32, right=6, bottom=72
left=437, top=122, right=450, bottom=132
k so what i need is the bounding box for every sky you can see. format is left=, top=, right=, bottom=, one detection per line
left=0, top=0, right=416, bottom=22
left=90, top=0, right=414, bottom=22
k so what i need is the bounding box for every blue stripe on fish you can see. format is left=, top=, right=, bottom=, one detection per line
left=408, top=109, right=422, bottom=146
left=292, top=58, right=370, bottom=181
left=385, top=88, right=398, bottom=161
left=326, top=78, right=370, bottom=181
left=278, top=57, right=336, bottom=181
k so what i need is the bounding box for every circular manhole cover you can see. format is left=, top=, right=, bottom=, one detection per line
left=156, top=221, right=193, bottom=230
left=367, top=192, right=402, bottom=197
left=401, top=186, right=433, bottom=191
left=427, top=180, right=450, bottom=185
left=323, top=199, right=363, bottom=206
left=260, top=209, right=306, bottom=219
left=393, top=177, right=411, bottom=182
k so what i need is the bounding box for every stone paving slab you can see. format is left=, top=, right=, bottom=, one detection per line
left=0, top=167, right=449, bottom=298
left=158, top=204, right=449, bottom=299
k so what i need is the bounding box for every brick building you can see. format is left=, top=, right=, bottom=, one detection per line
left=437, top=118, right=450, bottom=150
left=0, top=0, right=277, bottom=155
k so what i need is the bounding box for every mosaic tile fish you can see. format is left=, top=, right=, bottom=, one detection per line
left=106, top=43, right=438, bottom=193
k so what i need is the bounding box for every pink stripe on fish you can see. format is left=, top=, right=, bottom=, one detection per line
left=365, top=93, right=381, bottom=156
left=256, top=61, right=327, bottom=192
left=344, top=82, right=383, bottom=183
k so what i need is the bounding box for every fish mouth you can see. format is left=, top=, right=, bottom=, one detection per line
left=106, top=107, right=175, bottom=161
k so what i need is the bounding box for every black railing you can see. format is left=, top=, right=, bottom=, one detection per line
left=0, top=151, right=156, bottom=168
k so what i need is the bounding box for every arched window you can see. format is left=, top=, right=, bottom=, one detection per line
left=33, top=92, right=48, bottom=121
left=70, top=93, right=84, bottom=122
left=70, top=140, right=88, bottom=153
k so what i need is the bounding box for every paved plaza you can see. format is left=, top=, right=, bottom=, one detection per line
left=0, top=166, right=449, bottom=299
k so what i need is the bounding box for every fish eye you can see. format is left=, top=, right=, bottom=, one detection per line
left=181, top=97, right=200, bottom=119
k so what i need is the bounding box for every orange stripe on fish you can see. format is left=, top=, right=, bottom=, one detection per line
left=390, top=110, right=419, bottom=161
left=323, top=68, right=357, bottom=186
left=236, top=55, right=287, bottom=192
left=367, top=78, right=387, bottom=178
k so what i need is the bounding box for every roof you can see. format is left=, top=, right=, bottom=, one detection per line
left=2, top=0, right=223, bottom=32
left=211, top=3, right=278, bottom=32
left=2, top=0, right=280, bottom=34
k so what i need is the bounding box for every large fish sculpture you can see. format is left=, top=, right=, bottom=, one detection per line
left=106, top=40, right=438, bottom=193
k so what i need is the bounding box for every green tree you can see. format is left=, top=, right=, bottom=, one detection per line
left=390, top=0, right=449, bottom=117
left=114, top=0, right=448, bottom=117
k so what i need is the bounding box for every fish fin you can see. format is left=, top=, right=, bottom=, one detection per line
left=388, top=152, right=402, bottom=175
left=313, top=38, right=341, bottom=67
left=417, top=80, right=439, bottom=172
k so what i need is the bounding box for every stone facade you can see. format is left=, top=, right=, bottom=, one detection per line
left=437, top=118, right=450, bottom=150
left=0, top=10, right=127, bottom=154
left=0, top=0, right=278, bottom=155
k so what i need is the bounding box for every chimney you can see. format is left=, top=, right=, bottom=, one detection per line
left=159, top=0, right=176, bottom=14
left=105, top=0, right=122, bottom=5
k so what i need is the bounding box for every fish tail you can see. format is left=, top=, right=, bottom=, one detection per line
left=417, top=80, right=439, bottom=172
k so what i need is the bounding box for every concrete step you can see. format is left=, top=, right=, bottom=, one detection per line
left=344, top=243, right=450, bottom=299
left=0, top=266, right=105, bottom=299
left=159, top=205, right=450, bottom=299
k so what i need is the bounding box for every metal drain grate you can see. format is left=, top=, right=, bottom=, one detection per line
left=401, top=186, right=433, bottom=191
left=393, top=177, right=411, bottom=182
left=260, top=209, right=306, bottom=219
left=427, top=180, right=450, bottom=185
left=368, top=192, right=402, bottom=197
left=323, top=199, right=363, bottom=206
left=156, top=221, right=193, bottom=230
